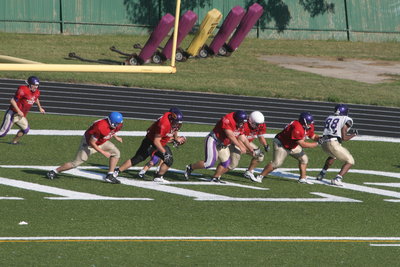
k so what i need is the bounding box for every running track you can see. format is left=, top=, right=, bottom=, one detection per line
left=0, top=78, right=399, bottom=138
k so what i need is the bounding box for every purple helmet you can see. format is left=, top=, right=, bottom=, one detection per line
left=299, top=112, right=314, bottom=129
left=26, top=76, right=40, bottom=86
left=334, top=104, right=349, bottom=116
left=234, top=110, right=248, bottom=124
left=169, top=107, right=183, bottom=127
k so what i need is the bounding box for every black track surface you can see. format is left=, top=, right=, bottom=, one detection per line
left=1, top=78, right=399, bottom=138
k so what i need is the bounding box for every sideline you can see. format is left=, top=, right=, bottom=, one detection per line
left=7, top=130, right=400, bottom=143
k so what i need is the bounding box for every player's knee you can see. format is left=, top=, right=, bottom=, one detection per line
left=220, top=158, right=231, bottom=169
left=346, top=157, right=355, bottom=165
left=110, top=148, right=120, bottom=158
left=298, top=154, right=308, bottom=165
left=131, top=155, right=144, bottom=166
left=21, top=126, right=30, bottom=135
left=71, top=160, right=82, bottom=168
left=228, top=161, right=237, bottom=170
left=163, top=155, right=173, bottom=167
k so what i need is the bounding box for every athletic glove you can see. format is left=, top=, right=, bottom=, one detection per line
left=172, top=140, right=180, bottom=148
left=349, top=128, right=359, bottom=135
left=253, top=148, right=264, bottom=157
left=264, top=144, right=270, bottom=152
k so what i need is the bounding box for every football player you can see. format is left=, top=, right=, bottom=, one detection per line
left=114, top=107, right=185, bottom=183
left=316, top=104, right=358, bottom=186
left=251, top=112, right=320, bottom=184
left=233, top=111, right=269, bottom=180
left=46, top=112, right=124, bottom=184
left=184, top=110, right=255, bottom=183
left=0, top=76, right=45, bottom=144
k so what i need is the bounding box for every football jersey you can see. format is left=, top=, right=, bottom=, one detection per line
left=146, top=112, right=175, bottom=146
left=212, top=112, right=244, bottom=146
left=322, top=115, right=353, bottom=139
left=276, top=120, right=315, bottom=150
left=10, top=85, right=41, bottom=116
left=243, top=121, right=267, bottom=142
left=84, top=118, right=123, bottom=146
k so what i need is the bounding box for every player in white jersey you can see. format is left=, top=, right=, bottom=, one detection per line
left=316, top=104, right=358, bottom=186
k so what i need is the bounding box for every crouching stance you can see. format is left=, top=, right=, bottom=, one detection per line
left=46, top=112, right=124, bottom=184
left=236, top=111, right=269, bottom=180
left=251, top=112, right=319, bottom=184
left=316, top=104, right=358, bottom=186
left=115, top=108, right=185, bottom=183
left=184, top=110, right=252, bottom=183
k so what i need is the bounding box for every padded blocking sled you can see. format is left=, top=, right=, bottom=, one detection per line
left=152, top=10, right=198, bottom=64
left=185, top=8, right=222, bottom=58
left=207, top=5, right=245, bottom=56
left=162, top=10, right=198, bottom=60
left=223, top=3, right=263, bottom=55
left=126, top=13, right=175, bottom=65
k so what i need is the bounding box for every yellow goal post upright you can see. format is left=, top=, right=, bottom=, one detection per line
left=0, top=0, right=181, bottom=74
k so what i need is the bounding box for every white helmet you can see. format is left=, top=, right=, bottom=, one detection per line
left=249, top=111, right=265, bottom=128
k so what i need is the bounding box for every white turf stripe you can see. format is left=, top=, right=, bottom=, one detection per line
left=7, top=129, right=400, bottom=143
left=370, top=244, right=400, bottom=247
left=1, top=236, right=400, bottom=241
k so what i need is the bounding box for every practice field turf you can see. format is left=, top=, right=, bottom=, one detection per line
left=0, top=113, right=399, bottom=266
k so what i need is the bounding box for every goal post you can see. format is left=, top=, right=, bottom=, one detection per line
left=0, top=0, right=181, bottom=74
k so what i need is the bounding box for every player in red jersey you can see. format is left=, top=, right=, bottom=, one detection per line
left=251, top=112, right=320, bottom=184
left=229, top=111, right=269, bottom=180
left=114, top=108, right=186, bottom=183
left=46, top=112, right=124, bottom=184
left=184, top=110, right=255, bottom=183
left=0, top=76, right=45, bottom=144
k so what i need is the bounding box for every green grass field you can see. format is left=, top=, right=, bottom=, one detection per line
left=1, top=113, right=400, bottom=266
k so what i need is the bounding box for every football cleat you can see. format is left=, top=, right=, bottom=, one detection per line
left=46, top=170, right=57, bottom=180
left=153, top=176, right=169, bottom=183
left=184, top=165, right=192, bottom=180
left=244, top=170, right=255, bottom=180
left=138, top=170, right=146, bottom=179
left=103, top=174, right=121, bottom=184
left=316, top=171, right=326, bottom=180
left=250, top=175, right=263, bottom=183
left=113, top=167, right=120, bottom=177
left=210, top=177, right=226, bottom=184
left=298, top=178, right=313, bottom=184
left=331, top=177, right=344, bottom=186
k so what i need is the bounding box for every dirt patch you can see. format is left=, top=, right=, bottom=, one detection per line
left=259, top=55, right=400, bottom=84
